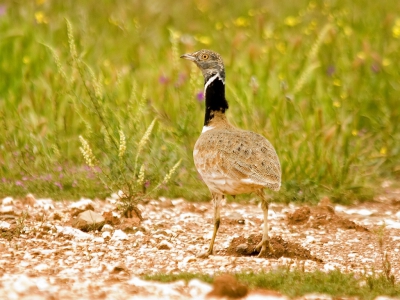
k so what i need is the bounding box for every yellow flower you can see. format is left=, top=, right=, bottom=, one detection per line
left=276, top=42, right=286, bottom=54
left=234, top=17, right=249, bottom=27
left=35, top=11, right=48, bottom=24
left=382, top=58, right=391, bottom=67
left=215, top=22, right=223, bottom=30
left=195, top=35, right=211, bottom=45
left=351, top=129, right=358, bottom=136
left=333, top=79, right=341, bottom=86
left=22, top=56, right=30, bottom=64
left=357, top=52, right=366, bottom=60
left=36, top=0, right=46, bottom=4
left=248, top=9, right=256, bottom=17
left=284, top=16, right=300, bottom=27
left=380, top=147, right=387, bottom=155
left=344, top=26, right=352, bottom=36
left=333, top=101, right=341, bottom=108
left=392, top=27, right=400, bottom=38
left=392, top=18, right=400, bottom=38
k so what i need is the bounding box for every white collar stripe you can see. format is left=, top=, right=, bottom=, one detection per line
left=204, top=74, right=225, bottom=91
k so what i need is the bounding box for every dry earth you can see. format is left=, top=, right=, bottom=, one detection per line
left=0, top=189, right=399, bottom=300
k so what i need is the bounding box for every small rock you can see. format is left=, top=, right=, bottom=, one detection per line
left=159, top=198, right=174, bottom=208
left=101, top=224, right=114, bottom=232
left=35, top=198, right=55, bottom=210
left=158, top=240, right=173, bottom=250
left=34, top=263, right=49, bottom=272
left=374, top=297, right=400, bottom=300
left=93, top=237, right=105, bottom=243
left=102, top=211, right=121, bottom=226
left=111, top=263, right=130, bottom=274
left=0, top=206, right=15, bottom=215
left=73, top=198, right=95, bottom=208
left=55, top=225, right=92, bottom=240
left=72, top=210, right=105, bottom=232
left=299, top=293, right=332, bottom=300
left=236, top=243, right=249, bottom=254
left=320, top=237, right=330, bottom=243
left=183, top=256, right=197, bottom=264
left=12, top=274, right=36, bottom=294
left=207, top=274, right=248, bottom=299
left=111, top=229, right=128, bottom=241
left=0, top=221, right=11, bottom=230
left=23, top=193, right=37, bottom=206
left=188, top=279, right=212, bottom=298
left=102, top=231, right=111, bottom=240
left=117, top=217, right=140, bottom=233
left=2, top=197, right=13, bottom=206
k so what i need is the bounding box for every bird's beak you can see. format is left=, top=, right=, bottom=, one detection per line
left=180, top=53, right=196, bottom=61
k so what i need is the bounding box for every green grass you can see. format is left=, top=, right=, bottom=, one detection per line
left=144, top=269, right=400, bottom=299
left=1, top=0, right=400, bottom=204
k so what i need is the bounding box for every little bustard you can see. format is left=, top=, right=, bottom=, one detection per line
left=181, top=49, right=281, bottom=258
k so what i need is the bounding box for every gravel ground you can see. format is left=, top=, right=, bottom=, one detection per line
left=0, top=189, right=399, bottom=299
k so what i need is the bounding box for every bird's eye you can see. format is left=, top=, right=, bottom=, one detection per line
left=201, top=54, right=209, bottom=60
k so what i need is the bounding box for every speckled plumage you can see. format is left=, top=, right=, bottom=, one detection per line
left=181, top=49, right=281, bottom=258
left=194, top=113, right=281, bottom=195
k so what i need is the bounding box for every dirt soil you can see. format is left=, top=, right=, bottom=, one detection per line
left=0, top=188, right=400, bottom=299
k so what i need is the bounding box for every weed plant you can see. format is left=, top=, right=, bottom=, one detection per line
left=0, top=0, right=399, bottom=204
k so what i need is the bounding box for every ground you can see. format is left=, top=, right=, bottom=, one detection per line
left=0, top=189, right=399, bottom=299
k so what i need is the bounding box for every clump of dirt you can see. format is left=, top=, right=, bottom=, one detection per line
left=226, top=234, right=322, bottom=262
left=287, top=205, right=369, bottom=232
left=207, top=274, right=248, bottom=299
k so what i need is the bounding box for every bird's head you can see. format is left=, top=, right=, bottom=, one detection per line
left=180, top=49, right=225, bottom=81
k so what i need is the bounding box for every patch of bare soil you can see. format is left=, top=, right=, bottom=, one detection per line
left=0, top=188, right=400, bottom=299
left=287, top=204, right=369, bottom=232
left=226, top=234, right=323, bottom=262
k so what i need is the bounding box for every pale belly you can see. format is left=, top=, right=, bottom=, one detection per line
left=201, top=175, right=265, bottom=195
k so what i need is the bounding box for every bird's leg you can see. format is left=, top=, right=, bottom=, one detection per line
left=198, top=193, right=223, bottom=258
left=255, top=190, right=274, bottom=257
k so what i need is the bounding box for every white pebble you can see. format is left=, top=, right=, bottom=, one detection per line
left=111, top=229, right=128, bottom=241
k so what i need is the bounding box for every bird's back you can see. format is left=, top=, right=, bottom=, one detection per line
left=194, top=125, right=281, bottom=195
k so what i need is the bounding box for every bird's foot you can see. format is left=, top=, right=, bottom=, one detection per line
left=255, top=240, right=274, bottom=258
left=197, top=249, right=212, bottom=259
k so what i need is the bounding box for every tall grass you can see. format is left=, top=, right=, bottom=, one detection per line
left=0, top=0, right=399, bottom=204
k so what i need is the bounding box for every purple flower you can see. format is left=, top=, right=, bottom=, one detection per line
left=326, top=65, right=335, bottom=77
left=144, top=180, right=150, bottom=188
left=371, top=63, right=380, bottom=73
left=158, top=75, right=169, bottom=85
left=196, top=91, right=204, bottom=102
left=55, top=182, right=63, bottom=189
left=15, top=181, right=23, bottom=186
left=0, top=5, right=6, bottom=17
left=174, top=73, right=187, bottom=87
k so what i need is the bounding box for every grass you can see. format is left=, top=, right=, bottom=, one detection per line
left=144, top=269, right=400, bottom=299
left=1, top=0, right=400, bottom=204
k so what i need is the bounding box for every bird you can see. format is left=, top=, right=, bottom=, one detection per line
left=180, top=49, right=281, bottom=258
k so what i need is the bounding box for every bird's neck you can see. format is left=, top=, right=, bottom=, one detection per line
left=203, top=72, right=229, bottom=126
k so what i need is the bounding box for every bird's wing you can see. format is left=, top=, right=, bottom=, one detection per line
left=194, top=129, right=281, bottom=191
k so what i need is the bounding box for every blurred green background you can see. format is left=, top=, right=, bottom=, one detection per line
left=0, top=0, right=399, bottom=203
